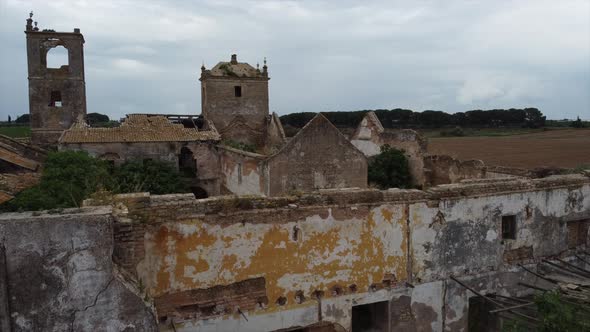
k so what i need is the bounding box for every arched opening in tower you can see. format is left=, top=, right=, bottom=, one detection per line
left=46, top=45, right=69, bottom=69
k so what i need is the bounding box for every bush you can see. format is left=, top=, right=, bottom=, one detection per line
left=112, top=159, right=188, bottom=195
left=1, top=151, right=112, bottom=211
left=1, top=152, right=189, bottom=212
left=368, top=145, right=412, bottom=189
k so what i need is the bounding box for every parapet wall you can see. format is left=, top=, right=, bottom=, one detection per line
left=423, top=154, right=486, bottom=186
left=98, top=173, right=590, bottom=331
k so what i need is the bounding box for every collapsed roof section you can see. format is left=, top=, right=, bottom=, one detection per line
left=59, top=114, right=221, bottom=144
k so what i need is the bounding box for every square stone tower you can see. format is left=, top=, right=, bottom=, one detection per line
left=200, top=54, right=269, bottom=147
left=24, top=13, right=87, bottom=147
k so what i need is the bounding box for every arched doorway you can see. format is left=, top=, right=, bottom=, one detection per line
left=178, top=147, right=196, bottom=177
left=191, top=186, right=208, bottom=199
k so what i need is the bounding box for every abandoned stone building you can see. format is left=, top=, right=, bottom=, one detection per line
left=1, top=14, right=590, bottom=332
left=2, top=170, right=589, bottom=331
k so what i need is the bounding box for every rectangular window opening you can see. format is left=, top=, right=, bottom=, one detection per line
left=234, top=86, right=242, bottom=97
left=49, top=91, right=62, bottom=108
left=567, top=219, right=590, bottom=248
left=502, top=215, right=516, bottom=240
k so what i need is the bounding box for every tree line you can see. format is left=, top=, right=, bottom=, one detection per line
left=280, top=108, right=547, bottom=129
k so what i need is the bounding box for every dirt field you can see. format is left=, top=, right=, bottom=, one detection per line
left=428, top=129, right=590, bottom=168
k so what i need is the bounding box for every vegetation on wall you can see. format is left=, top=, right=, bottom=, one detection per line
left=0, top=151, right=188, bottom=212
left=367, top=145, right=412, bottom=189
left=504, top=290, right=590, bottom=332
left=112, top=159, right=187, bottom=195
left=222, top=139, right=257, bottom=153
left=280, top=108, right=548, bottom=130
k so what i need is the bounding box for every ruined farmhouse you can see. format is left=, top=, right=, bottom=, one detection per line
left=0, top=15, right=589, bottom=332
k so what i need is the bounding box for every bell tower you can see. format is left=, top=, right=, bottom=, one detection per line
left=24, top=12, right=87, bottom=147
left=200, top=54, right=269, bottom=147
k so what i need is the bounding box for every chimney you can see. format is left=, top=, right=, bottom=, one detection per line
left=230, top=54, right=238, bottom=64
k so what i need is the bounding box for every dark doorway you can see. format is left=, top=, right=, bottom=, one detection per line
left=468, top=296, right=499, bottom=332
left=178, top=147, right=196, bottom=177
left=352, top=301, right=389, bottom=332
left=191, top=187, right=208, bottom=199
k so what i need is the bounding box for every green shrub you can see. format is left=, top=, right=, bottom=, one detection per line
left=112, top=159, right=188, bottom=195
left=1, top=151, right=112, bottom=211
left=1, top=152, right=189, bottom=212
left=368, top=145, right=412, bottom=189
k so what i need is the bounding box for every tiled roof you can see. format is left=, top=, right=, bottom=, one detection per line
left=60, top=114, right=220, bottom=143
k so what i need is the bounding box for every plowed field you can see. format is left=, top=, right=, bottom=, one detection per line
left=428, top=129, right=590, bottom=168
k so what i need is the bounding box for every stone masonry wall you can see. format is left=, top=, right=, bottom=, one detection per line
left=423, top=154, right=486, bottom=186
left=201, top=78, right=269, bottom=146
left=267, top=115, right=368, bottom=196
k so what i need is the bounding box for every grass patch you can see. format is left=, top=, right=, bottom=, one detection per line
left=0, top=126, right=31, bottom=138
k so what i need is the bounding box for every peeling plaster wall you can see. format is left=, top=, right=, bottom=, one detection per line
left=411, top=181, right=590, bottom=283
left=219, top=146, right=265, bottom=195
left=104, top=174, right=590, bottom=331
left=0, top=207, right=157, bottom=332
left=140, top=205, right=409, bottom=297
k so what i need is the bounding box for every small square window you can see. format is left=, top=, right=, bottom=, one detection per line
left=502, top=215, right=516, bottom=240
left=234, top=86, right=242, bottom=97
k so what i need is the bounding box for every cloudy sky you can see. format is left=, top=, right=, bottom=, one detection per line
left=1, top=0, right=589, bottom=121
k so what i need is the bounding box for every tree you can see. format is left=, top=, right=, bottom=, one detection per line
left=572, top=116, right=585, bottom=128
left=15, top=114, right=30, bottom=124
left=368, top=145, right=412, bottom=189
left=86, top=112, right=110, bottom=124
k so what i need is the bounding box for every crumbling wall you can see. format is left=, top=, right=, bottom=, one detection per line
left=267, top=114, right=368, bottom=196
left=218, top=145, right=266, bottom=195
left=423, top=154, right=486, bottom=186
left=350, top=112, right=427, bottom=187
left=0, top=207, right=157, bottom=331
left=25, top=28, right=87, bottom=146
left=264, top=112, right=287, bottom=154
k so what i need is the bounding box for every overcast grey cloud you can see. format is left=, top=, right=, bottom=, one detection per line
left=1, top=0, right=589, bottom=120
